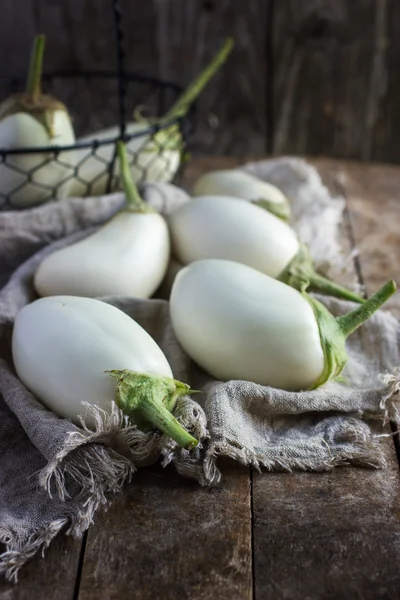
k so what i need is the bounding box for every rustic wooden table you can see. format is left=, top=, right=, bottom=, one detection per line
left=1, top=157, right=399, bottom=600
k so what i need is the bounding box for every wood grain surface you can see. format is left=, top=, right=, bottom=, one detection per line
left=252, top=450, right=400, bottom=600
left=1, top=0, right=400, bottom=162
left=338, top=161, right=400, bottom=315
left=0, top=535, right=82, bottom=600
left=78, top=464, right=252, bottom=600
left=272, top=0, right=380, bottom=159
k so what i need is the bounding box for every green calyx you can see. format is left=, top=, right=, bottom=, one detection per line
left=107, top=370, right=199, bottom=449
left=0, top=34, right=67, bottom=138
left=0, top=93, right=67, bottom=138
left=252, top=197, right=291, bottom=221
left=305, top=294, right=348, bottom=389
left=116, top=141, right=154, bottom=213
left=304, top=279, right=396, bottom=389
left=141, top=124, right=183, bottom=154
left=279, top=244, right=365, bottom=304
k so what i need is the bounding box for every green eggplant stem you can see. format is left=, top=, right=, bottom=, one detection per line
left=116, top=141, right=149, bottom=213
left=107, top=369, right=199, bottom=450
left=164, top=37, right=234, bottom=119
left=26, top=34, right=46, bottom=102
left=337, top=280, right=396, bottom=337
left=140, top=398, right=198, bottom=449
left=307, top=271, right=365, bottom=304
left=279, top=244, right=365, bottom=304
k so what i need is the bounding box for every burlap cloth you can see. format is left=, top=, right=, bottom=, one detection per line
left=0, top=160, right=399, bottom=582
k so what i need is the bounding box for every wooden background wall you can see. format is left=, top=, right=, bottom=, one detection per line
left=0, top=0, right=397, bottom=162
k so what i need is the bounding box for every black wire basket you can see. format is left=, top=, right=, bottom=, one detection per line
left=0, top=0, right=193, bottom=211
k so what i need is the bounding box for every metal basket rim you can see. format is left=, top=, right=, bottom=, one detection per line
left=0, top=84, right=187, bottom=156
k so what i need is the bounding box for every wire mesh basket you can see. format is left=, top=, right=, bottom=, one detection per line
left=0, top=1, right=193, bottom=211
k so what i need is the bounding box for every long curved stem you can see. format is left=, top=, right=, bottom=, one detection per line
left=164, top=37, right=234, bottom=119
left=116, top=141, right=147, bottom=212
left=279, top=244, right=365, bottom=303
left=26, top=34, right=45, bottom=102
left=337, top=280, right=396, bottom=337
left=307, top=271, right=365, bottom=304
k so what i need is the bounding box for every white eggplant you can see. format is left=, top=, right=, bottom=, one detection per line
left=170, top=194, right=298, bottom=277
left=170, top=260, right=395, bottom=391
left=68, top=38, right=234, bottom=197
left=12, top=295, right=198, bottom=448
left=34, top=141, right=170, bottom=299
left=0, top=35, right=75, bottom=209
left=192, top=169, right=291, bottom=221
left=168, top=195, right=365, bottom=303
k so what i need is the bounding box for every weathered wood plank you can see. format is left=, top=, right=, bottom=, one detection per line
left=309, top=157, right=400, bottom=317
left=153, top=0, right=270, bottom=156
left=253, top=457, right=400, bottom=599
left=77, top=464, right=252, bottom=600
left=369, top=0, right=400, bottom=163
left=252, top=157, right=400, bottom=600
left=0, top=535, right=82, bottom=600
left=271, top=0, right=378, bottom=159
left=330, top=159, right=400, bottom=316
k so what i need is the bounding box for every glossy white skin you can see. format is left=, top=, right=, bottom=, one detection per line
left=168, top=195, right=299, bottom=278
left=170, top=260, right=325, bottom=391
left=69, top=122, right=180, bottom=197
left=34, top=211, right=170, bottom=299
left=192, top=169, right=288, bottom=206
left=0, top=111, right=76, bottom=209
left=12, top=296, right=173, bottom=427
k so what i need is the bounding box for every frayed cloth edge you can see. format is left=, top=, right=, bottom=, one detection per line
left=0, top=398, right=208, bottom=582
left=200, top=423, right=388, bottom=487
